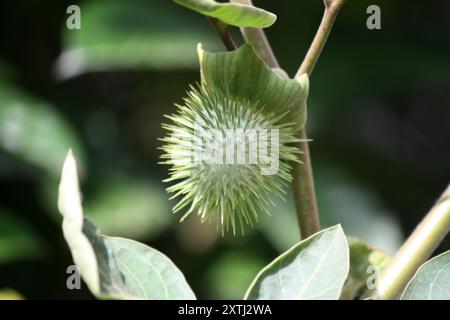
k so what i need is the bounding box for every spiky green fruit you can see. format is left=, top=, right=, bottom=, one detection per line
left=161, top=86, right=300, bottom=234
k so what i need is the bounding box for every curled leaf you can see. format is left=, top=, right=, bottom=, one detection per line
left=173, top=0, right=276, bottom=28
left=198, top=44, right=309, bottom=129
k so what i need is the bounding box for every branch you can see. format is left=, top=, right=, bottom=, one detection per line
left=296, top=0, right=346, bottom=77
left=208, top=17, right=237, bottom=51
left=229, top=0, right=279, bottom=68
left=291, top=0, right=346, bottom=238
left=375, top=184, right=450, bottom=300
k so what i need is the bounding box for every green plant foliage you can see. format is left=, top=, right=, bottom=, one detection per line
left=0, top=85, right=85, bottom=178
left=340, top=237, right=391, bottom=300
left=173, top=0, right=276, bottom=28
left=56, top=0, right=217, bottom=78
left=245, top=225, right=349, bottom=300
left=161, top=44, right=309, bottom=234
left=401, top=250, right=450, bottom=300
left=58, top=151, right=195, bottom=300
left=198, top=44, right=309, bottom=129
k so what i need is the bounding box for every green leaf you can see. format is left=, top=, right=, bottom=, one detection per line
left=58, top=151, right=195, bottom=300
left=340, top=237, right=391, bottom=300
left=198, top=43, right=309, bottom=128
left=173, top=0, right=276, bottom=28
left=56, top=0, right=218, bottom=78
left=401, top=251, right=450, bottom=300
left=0, top=86, right=85, bottom=178
left=245, top=225, right=349, bottom=300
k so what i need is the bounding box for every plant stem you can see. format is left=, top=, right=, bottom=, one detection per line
left=208, top=17, right=237, bottom=51
left=230, top=0, right=279, bottom=68
left=291, top=0, right=346, bottom=238
left=291, top=134, right=320, bottom=238
left=229, top=0, right=345, bottom=239
left=296, top=0, right=346, bottom=77
left=375, top=184, right=450, bottom=300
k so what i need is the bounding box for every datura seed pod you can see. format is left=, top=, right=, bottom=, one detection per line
left=160, top=44, right=309, bottom=235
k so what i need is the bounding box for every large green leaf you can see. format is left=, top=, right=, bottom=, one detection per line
left=401, top=251, right=450, bottom=300
left=245, top=225, right=349, bottom=300
left=340, top=237, right=391, bottom=300
left=58, top=151, right=195, bottom=300
left=0, top=86, right=84, bottom=178
left=56, top=0, right=217, bottom=78
left=173, top=0, right=276, bottom=28
left=198, top=43, right=309, bottom=128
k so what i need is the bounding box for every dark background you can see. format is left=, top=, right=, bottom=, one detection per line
left=0, top=0, right=449, bottom=299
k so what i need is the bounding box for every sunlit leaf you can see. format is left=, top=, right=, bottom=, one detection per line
left=174, top=0, right=276, bottom=28
left=58, top=151, right=195, bottom=299
left=245, top=225, right=349, bottom=300
left=401, top=250, right=450, bottom=300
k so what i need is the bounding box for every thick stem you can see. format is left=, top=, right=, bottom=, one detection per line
left=291, top=131, right=320, bottom=238
left=375, top=185, right=450, bottom=300
left=208, top=17, right=237, bottom=51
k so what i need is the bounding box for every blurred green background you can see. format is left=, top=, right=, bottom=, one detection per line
left=0, top=0, right=449, bottom=299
